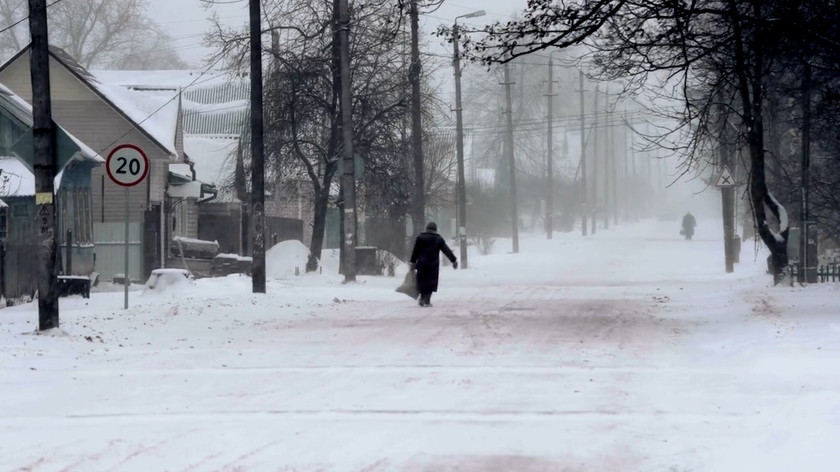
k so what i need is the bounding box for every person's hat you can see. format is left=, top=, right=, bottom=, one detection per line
left=425, top=221, right=437, bottom=231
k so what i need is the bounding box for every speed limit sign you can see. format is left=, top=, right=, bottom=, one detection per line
left=106, top=144, right=149, bottom=187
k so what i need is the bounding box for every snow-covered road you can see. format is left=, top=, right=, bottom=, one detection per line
left=2, top=220, right=840, bottom=471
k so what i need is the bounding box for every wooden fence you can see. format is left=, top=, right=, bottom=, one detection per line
left=1, top=241, right=38, bottom=301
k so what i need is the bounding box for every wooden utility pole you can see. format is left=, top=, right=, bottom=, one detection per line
left=503, top=63, right=519, bottom=253
left=408, top=0, right=425, bottom=235
left=630, top=117, right=637, bottom=221
left=545, top=57, right=557, bottom=239
left=249, top=0, right=266, bottom=293
left=603, top=96, right=610, bottom=230
left=578, top=71, right=588, bottom=236
left=719, top=107, right=736, bottom=274
left=338, top=0, right=356, bottom=282
left=591, top=85, right=599, bottom=235
left=623, top=111, right=630, bottom=221
left=452, top=20, right=469, bottom=268
left=801, top=60, right=815, bottom=283
left=29, top=0, right=58, bottom=329
left=611, top=109, right=619, bottom=226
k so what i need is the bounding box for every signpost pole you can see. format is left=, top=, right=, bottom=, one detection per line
left=106, top=144, right=148, bottom=309
left=124, top=185, right=129, bottom=309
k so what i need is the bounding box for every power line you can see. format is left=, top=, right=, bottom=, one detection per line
left=94, top=53, right=229, bottom=157
left=0, top=0, right=66, bottom=35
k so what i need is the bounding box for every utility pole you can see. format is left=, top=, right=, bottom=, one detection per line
left=248, top=0, right=266, bottom=293
left=545, top=55, right=557, bottom=239
left=592, top=84, right=599, bottom=235
left=578, top=71, right=587, bottom=236
left=408, top=0, right=425, bottom=235
left=338, top=0, right=356, bottom=282
left=631, top=124, right=637, bottom=221
left=623, top=111, right=630, bottom=222
left=801, top=60, right=815, bottom=283
left=719, top=104, right=735, bottom=274
left=452, top=11, right=484, bottom=269
left=611, top=109, right=619, bottom=226
left=503, top=63, right=519, bottom=253
left=603, top=94, right=610, bottom=230
left=645, top=123, right=653, bottom=217
left=29, top=0, right=58, bottom=330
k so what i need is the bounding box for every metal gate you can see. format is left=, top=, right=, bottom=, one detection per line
left=93, top=223, right=144, bottom=283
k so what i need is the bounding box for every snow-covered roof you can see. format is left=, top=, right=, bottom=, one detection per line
left=0, top=84, right=103, bottom=165
left=184, top=135, right=237, bottom=189
left=0, top=156, right=70, bottom=196
left=0, top=83, right=36, bottom=122
left=168, top=163, right=192, bottom=181
left=92, top=70, right=235, bottom=89
left=13, top=47, right=182, bottom=157
left=93, top=69, right=250, bottom=138
left=92, top=83, right=179, bottom=155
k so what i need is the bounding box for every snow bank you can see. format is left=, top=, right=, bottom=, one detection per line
left=266, top=240, right=312, bottom=279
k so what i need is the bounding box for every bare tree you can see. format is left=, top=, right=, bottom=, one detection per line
left=448, top=0, right=816, bottom=281
left=0, top=0, right=187, bottom=69
left=207, top=0, right=430, bottom=267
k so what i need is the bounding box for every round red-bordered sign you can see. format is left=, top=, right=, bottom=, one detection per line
left=106, top=144, right=149, bottom=187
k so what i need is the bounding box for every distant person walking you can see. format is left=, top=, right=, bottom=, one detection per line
left=681, top=211, right=696, bottom=240
left=409, top=222, right=457, bottom=307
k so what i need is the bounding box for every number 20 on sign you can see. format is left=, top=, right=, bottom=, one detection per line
left=106, top=144, right=149, bottom=187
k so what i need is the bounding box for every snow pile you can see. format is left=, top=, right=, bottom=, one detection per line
left=141, top=268, right=195, bottom=296
left=320, top=248, right=340, bottom=274
left=266, top=240, right=312, bottom=279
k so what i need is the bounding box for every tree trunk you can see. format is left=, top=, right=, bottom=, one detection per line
left=308, top=184, right=330, bottom=271
left=731, top=0, right=789, bottom=283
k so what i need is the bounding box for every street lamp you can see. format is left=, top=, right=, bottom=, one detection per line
left=453, top=9, right=485, bottom=270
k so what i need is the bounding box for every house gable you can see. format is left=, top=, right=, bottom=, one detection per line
left=0, top=47, right=177, bottom=160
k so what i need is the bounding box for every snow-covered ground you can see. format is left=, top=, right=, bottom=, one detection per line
left=2, top=219, right=839, bottom=471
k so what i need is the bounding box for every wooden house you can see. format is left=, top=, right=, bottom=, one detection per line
left=0, top=84, right=101, bottom=300
left=0, top=46, right=198, bottom=282
left=92, top=70, right=309, bottom=258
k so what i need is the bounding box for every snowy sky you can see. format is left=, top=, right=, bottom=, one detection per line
left=144, top=0, right=529, bottom=67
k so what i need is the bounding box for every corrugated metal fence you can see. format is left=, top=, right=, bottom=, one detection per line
left=93, top=223, right=144, bottom=282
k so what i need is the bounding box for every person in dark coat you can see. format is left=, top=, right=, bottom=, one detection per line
left=409, top=221, right=457, bottom=307
left=681, top=211, right=696, bottom=240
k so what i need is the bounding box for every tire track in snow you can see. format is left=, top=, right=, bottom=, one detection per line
left=3, top=408, right=758, bottom=423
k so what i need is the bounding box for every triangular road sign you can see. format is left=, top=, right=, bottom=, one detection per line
left=38, top=204, right=51, bottom=216
left=715, top=165, right=736, bottom=187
